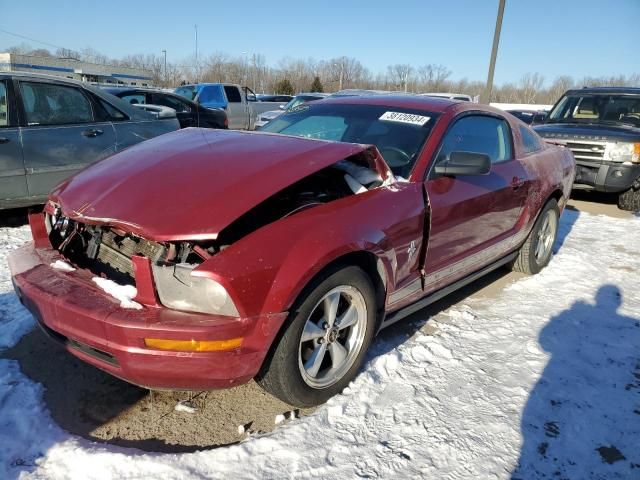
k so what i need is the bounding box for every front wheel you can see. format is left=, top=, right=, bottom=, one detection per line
left=257, top=266, right=376, bottom=407
left=618, top=186, right=640, bottom=212
left=512, top=199, right=560, bottom=275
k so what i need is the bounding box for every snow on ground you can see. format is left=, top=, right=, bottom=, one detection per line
left=1, top=210, right=639, bottom=479
left=0, top=225, right=34, bottom=349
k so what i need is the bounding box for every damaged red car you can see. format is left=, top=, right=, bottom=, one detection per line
left=9, top=96, right=575, bottom=407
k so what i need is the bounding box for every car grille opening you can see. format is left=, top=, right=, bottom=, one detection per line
left=48, top=218, right=167, bottom=285
left=545, top=138, right=606, bottom=162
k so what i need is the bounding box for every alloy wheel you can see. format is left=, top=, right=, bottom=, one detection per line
left=298, top=285, right=368, bottom=389
left=534, top=209, right=557, bottom=264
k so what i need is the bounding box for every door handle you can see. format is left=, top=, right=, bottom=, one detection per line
left=0, top=137, right=9, bottom=144
left=81, top=128, right=103, bottom=138
left=511, top=177, right=525, bottom=189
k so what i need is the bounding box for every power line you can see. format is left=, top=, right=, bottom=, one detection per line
left=0, top=28, right=71, bottom=53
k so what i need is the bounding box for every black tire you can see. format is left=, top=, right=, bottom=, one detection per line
left=512, top=199, right=560, bottom=275
left=618, top=186, right=640, bottom=212
left=256, top=265, right=377, bottom=407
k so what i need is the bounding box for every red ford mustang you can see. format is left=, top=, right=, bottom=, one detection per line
left=9, top=95, right=575, bottom=407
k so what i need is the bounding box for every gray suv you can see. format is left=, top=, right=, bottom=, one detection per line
left=0, top=73, right=180, bottom=209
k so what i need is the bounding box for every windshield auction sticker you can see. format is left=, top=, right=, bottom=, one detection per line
left=379, top=111, right=430, bottom=126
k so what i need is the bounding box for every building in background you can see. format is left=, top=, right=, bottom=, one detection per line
left=0, top=52, right=153, bottom=86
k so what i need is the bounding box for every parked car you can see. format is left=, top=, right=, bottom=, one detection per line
left=420, top=92, right=473, bottom=102
left=255, top=92, right=328, bottom=128
left=535, top=87, right=640, bottom=211
left=9, top=95, right=574, bottom=408
left=256, top=94, right=294, bottom=103
left=174, top=83, right=287, bottom=129
left=0, top=73, right=179, bottom=210
left=102, top=87, right=228, bottom=129
left=507, top=109, right=547, bottom=125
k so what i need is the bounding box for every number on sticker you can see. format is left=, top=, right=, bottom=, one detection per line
left=379, top=111, right=430, bottom=126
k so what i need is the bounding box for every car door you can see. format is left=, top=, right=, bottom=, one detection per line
left=422, top=113, right=529, bottom=286
left=0, top=78, right=28, bottom=206
left=150, top=92, right=194, bottom=128
left=17, top=80, right=117, bottom=197
left=223, top=85, right=247, bottom=129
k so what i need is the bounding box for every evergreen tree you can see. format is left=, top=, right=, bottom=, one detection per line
left=310, top=76, right=324, bottom=93
left=274, top=78, right=295, bottom=95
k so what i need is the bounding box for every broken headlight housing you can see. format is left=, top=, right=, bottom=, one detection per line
left=152, top=263, right=239, bottom=317
left=603, top=142, right=640, bottom=164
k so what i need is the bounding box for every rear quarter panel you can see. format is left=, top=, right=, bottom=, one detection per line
left=514, top=126, right=576, bottom=237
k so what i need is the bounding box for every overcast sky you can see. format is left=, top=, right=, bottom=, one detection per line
left=1, top=0, right=638, bottom=85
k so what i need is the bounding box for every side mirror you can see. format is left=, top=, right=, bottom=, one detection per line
left=279, top=104, right=285, bottom=110
left=434, top=151, right=491, bottom=176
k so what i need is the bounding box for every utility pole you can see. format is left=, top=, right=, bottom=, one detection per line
left=194, top=24, right=199, bottom=82
left=484, top=0, right=506, bottom=104
left=252, top=53, right=257, bottom=92
left=162, top=49, right=167, bottom=85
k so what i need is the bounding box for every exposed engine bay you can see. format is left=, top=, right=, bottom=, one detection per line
left=47, top=156, right=388, bottom=286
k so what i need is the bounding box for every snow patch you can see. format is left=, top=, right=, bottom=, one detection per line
left=50, top=260, right=75, bottom=272
left=91, top=277, right=142, bottom=310
left=0, top=210, right=639, bottom=479
left=174, top=401, right=197, bottom=414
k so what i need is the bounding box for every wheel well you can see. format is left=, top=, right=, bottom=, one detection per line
left=548, top=189, right=564, bottom=206
left=325, top=251, right=387, bottom=322
left=256, top=250, right=387, bottom=379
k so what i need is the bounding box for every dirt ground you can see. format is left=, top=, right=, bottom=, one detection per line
left=1, top=192, right=633, bottom=452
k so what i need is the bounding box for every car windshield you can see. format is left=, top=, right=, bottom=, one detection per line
left=261, top=103, right=438, bottom=177
left=547, top=93, right=640, bottom=127
left=174, top=86, right=197, bottom=101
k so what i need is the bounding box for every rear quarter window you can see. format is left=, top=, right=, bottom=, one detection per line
left=519, top=125, right=544, bottom=154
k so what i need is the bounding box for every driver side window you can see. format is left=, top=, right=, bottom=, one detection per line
left=437, top=115, right=512, bottom=164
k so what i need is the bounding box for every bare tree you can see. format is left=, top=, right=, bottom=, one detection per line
left=386, top=64, right=413, bottom=91
left=547, top=75, right=574, bottom=103
left=417, top=64, right=451, bottom=92
left=519, top=73, right=545, bottom=103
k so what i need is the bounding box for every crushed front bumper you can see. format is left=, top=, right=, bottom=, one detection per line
left=9, top=242, right=287, bottom=390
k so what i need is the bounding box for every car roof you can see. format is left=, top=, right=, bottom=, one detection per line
left=421, top=92, right=470, bottom=97
left=317, top=94, right=513, bottom=119
left=565, top=86, right=640, bottom=95
left=0, top=71, right=88, bottom=85
left=318, top=93, right=463, bottom=113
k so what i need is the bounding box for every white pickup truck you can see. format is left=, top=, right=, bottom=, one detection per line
left=174, top=83, right=287, bottom=130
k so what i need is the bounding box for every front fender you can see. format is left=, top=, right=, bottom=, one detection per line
left=196, top=183, right=425, bottom=317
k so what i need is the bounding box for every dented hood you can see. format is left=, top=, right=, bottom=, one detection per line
left=52, top=128, right=384, bottom=241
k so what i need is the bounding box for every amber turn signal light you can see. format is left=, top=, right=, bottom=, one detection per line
left=144, top=337, right=243, bottom=352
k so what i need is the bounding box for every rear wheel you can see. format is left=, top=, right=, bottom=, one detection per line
left=512, top=199, right=559, bottom=275
left=618, top=186, right=640, bottom=212
left=257, top=266, right=376, bottom=407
